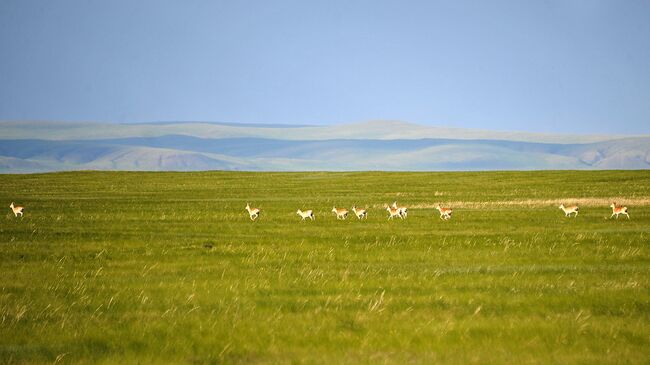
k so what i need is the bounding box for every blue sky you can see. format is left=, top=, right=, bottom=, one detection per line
left=1, top=0, right=649, bottom=134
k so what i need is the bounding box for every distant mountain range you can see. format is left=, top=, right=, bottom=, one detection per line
left=1, top=120, right=648, bottom=172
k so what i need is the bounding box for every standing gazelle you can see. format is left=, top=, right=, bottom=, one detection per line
left=610, top=203, right=630, bottom=219
left=332, top=207, right=349, bottom=220
left=559, top=204, right=579, bottom=217
left=9, top=202, right=24, bottom=217
left=352, top=206, right=367, bottom=219
left=391, top=201, right=408, bottom=218
left=436, top=205, right=453, bottom=220
left=386, top=205, right=402, bottom=220
left=245, top=203, right=260, bottom=221
left=296, top=209, right=315, bottom=221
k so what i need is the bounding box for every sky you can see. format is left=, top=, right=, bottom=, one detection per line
left=0, top=0, right=649, bottom=135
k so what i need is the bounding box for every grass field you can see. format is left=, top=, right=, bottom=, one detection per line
left=1, top=170, right=649, bottom=364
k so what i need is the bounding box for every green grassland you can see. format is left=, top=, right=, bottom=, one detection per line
left=1, top=170, right=649, bottom=364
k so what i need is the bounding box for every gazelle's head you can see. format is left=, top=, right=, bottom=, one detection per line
left=436, top=204, right=441, bottom=210
left=246, top=203, right=250, bottom=209
left=296, top=210, right=302, bottom=215
left=559, top=204, right=565, bottom=209
left=610, top=203, right=616, bottom=208
left=332, top=207, right=337, bottom=213
left=392, top=201, right=398, bottom=208
left=10, top=202, right=14, bottom=209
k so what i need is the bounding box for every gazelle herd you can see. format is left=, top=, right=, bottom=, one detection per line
left=5, top=201, right=634, bottom=221
left=241, top=201, right=632, bottom=221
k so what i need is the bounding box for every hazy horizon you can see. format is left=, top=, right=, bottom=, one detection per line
left=0, top=118, right=647, bottom=137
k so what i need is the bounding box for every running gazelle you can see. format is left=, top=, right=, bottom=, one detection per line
left=610, top=203, right=630, bottom=219
left=352, top=206, right=367, bottom=219
left=436, top=205, right=452, bottom=220
left=391, top=201, right=408, bottom=218
left=332, top=207, right=349, bottom=220
left=386, top=205, right=402, bottom=220
left=245, top=203, right=260, bottom=221
left=296, top=209, right=315, bottom=221
left=9, top=202, right=24, bottom=217
left=559, top=204, right=579, bottom=217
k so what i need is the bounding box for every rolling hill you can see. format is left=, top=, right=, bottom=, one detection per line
left=0, top=121, right=648, bottom=172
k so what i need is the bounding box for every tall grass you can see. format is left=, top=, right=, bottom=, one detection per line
left=0, top=170, right=648, bottom=364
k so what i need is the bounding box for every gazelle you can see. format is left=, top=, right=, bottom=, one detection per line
left=296, top=209, right=315, bottom=221
left=9, top=202, right=24, bottom=217
left=610, top=203, right=630, bottom=219
left=245, top=203, right=260, bottom=221
left=386, top=205, right=402, bottom=220
left=436, top=205, right=452, bottom=220
left=559, top=204, right=579, bottom=217
left=332, top=207, right=348, bottom=220
left=352, top=206, right=367, bottom=219
left=391, top=201, right=408, bottom=218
